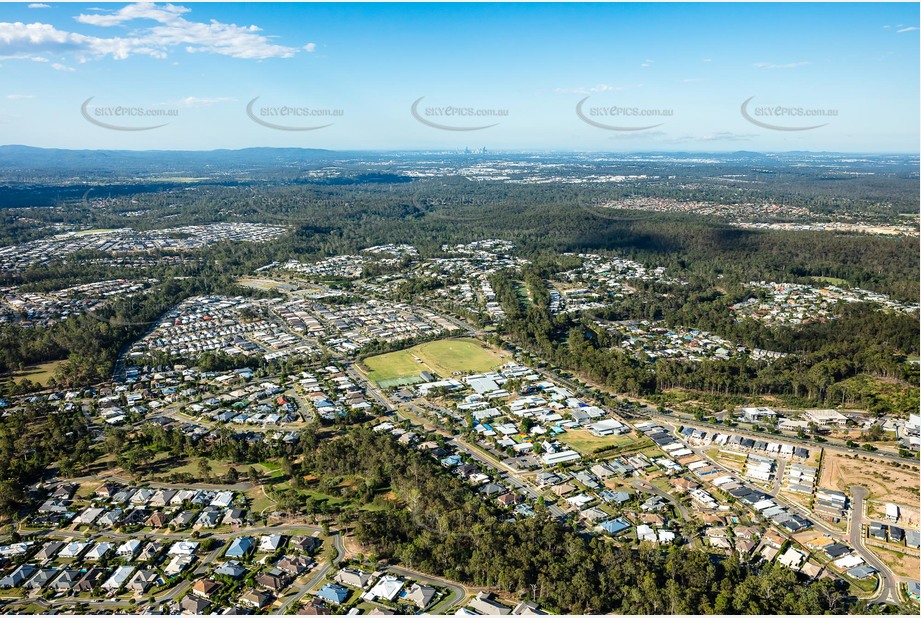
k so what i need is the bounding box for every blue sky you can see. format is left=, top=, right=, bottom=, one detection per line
left=0, top=2, right=918, bottom=152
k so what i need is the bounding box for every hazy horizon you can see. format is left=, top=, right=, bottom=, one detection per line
left=1, top=143, right=919, bottom=156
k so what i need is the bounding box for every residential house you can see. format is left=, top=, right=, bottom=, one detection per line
left=599, top=519, right=631, bottom=535
left=210, top=491, right=235, bottom=508
left=164, top=554, right=195, bottom=577
left=226, top=537, right=254, bottom=559
left=117, top=539, right=142, bottom=559
left=240, top=589, right=272, bottom=609
left=127, top=568, right=159, bottom=593
left=777, top=547, right=806, bottom=570
left=468, top=591, right=512, bottom=615
left=95, top=483, right=120, bottom=501
left=869, top=522, right=888, bottom=541
left=49, top=569, right=81, bottom=591
left=259, top=534, right=285, bottom=553
left=276, top=555, right=311, bottom=577
left=497, top=492, right=522, bottom=508
left=222, top=509, right=246, bottom=526
left=195, top=508, right=222, bottom=529
left=215, top=561, right=248, bottom=580
left=315, top=583, right=349, bottom=605
left=298, top=598, right=332, bottom=615
left=170, top=510, right=197, bottom=529
left=181, top=595, right=211, bottom=615
left=85, top=542, right=115, bottom=561
left=291, top=536, right=322, bottom=555
left=59, top=540, right=91, bottom=560
left=122, top=508, right=150, bottom=526
left=149, top=490, right=178, bottom=508
left=335, top=568, right=371, bottom=589
left=102, top=566, right=135, bottom=592
left=130, top=488, right=155, bottom=506
left=365, top=575, right=404, bottom=602
left=97, top=509, right=123, bottom=528
left=24, top=568, right=58, bottom=589
left=404, top=583, right=436, bottom=609
left=73, top=567, right=106, bottom=592
left=34, top=541, right=64, bottom=562
left=139, top=541, right=165, bottom=563
left=147, top=511, right=170, bottom=529
left=191, top=578, right=222, bottom=600
left=255, top=568, right=288, bottom=593
left=168, top=541, right=199, bottom=556
left=75, top=507, right=105, bottom=526
left=512, top=601, right=547, bottom=615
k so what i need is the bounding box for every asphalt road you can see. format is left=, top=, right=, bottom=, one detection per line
left=639, top=410, right=908, bottom=464
left=848, top=486, right=900, bottom=606
left=654, top=418, right=902, bottom=607
left=448, top=437, right=567, bottom=519
left=274, top=532, right=344, bottom=614
left=387, top=564, right=468, bottom=614
left=533, top=362, right=910, bottom=465
left=349, top=364, right=568, bottom=519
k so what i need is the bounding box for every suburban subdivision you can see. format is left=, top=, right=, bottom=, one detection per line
left=0, top=145, right=919, bottom=616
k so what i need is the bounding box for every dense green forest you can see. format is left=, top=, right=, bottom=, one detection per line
left=0, top=406, right=93, bottom=514
left=4, top=176, right=919, bottom=300
left=488, top=268, right=919, bottom=416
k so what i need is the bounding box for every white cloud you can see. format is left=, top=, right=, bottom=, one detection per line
left=669, top=131, right=756, bottom=143
left=0, top=2, right=308, bottom=63
left=179, top=96, right=234, bottom=107
left=0, top=50, right=51, bottom=62
left=6, top=94, right=34, bottom=99
left=697, top=131, right=755, bottom=142
left=606, top=130, right=669, bottom=141
left=28, top=3, right=51, bottom=8
left=896, top=26, right=918, bottom=33
left=303, top=42, right=316, bottom=52
left=74, top=2, right=191, bottom=27
left=51, top=62, right=74, bottom=71
left=0, top=21, right=140, bottom=61
left=554, top=83, right=639, bottom=95
left=74, top=2, right=300, bottom=59
left=640, top=59, right=654, bottom=68
left=753, top=61, right=809, bottom=69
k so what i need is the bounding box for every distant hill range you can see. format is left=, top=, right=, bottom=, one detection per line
left=0, top=145, right=336, bottom=173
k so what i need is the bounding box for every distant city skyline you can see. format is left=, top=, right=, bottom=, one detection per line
left=0, top=2, right=918, bottom=152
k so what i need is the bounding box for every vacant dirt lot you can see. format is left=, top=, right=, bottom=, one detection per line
left=868, top=501, right=920, bottom=528
left=868, top=544, right=920, bottom=579
left=819, top=451, right=919, bottom=507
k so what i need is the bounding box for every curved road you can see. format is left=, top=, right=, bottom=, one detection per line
left=275, top=532, right=344, bottom=614
left=387, top=564, right=468, bottom=614
left=653, top=419, right=902, bottom=607
left=848, top=486, right=900, bottom=606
